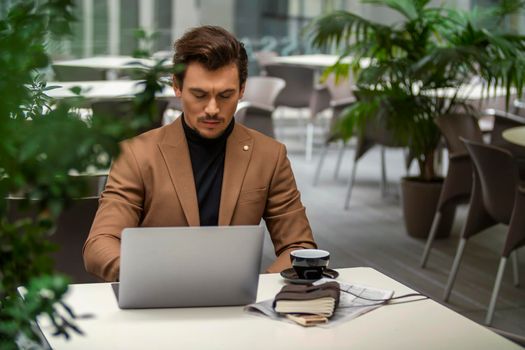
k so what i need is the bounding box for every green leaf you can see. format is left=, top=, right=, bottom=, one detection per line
left=69, top=86, right=82, bottom=95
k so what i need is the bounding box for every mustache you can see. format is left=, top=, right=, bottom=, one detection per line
left=197, top=115, right=224, bottom=122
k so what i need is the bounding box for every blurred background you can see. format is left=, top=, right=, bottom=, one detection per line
left=2, top=0, right=523, bottom=75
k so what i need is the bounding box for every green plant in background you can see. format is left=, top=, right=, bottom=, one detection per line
left=133, top=28, right=161, bottom=59
left=0, top=1, right=176, bottom=348
left=308, top=0, right=525, bottom=181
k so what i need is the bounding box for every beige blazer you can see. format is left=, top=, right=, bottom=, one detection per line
left=83, top=118, right=316, bottom=281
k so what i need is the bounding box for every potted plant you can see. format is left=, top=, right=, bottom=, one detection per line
left=307, top=0, right=525, bottom=238
left=0, top=1, right=172, bottom=347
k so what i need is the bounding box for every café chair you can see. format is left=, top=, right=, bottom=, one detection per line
left=6, top=176, right=104, bottom=283
left=312, top=101, right=354, bottom=186
left=484, top=108, right=525, bottom=179
left=342, top=115, right=409, bottom=210
left=421, top=110, right=525, bottom=268
left=52, top=65, right=106, bottom=81
left=324, top=88, right=410, bottom=210
left=253, top=51, right=278, bottom=75
left=420, top=113, right=484, bottom=267
left=265, top=64, right=330, bottom=160
left=443, top=138, right=524, bottom=325
left=235, top=76, right=286, bottom=138
left=51, top=196, right=101, bottom=283
left=313, top=74, right=357, bottom=185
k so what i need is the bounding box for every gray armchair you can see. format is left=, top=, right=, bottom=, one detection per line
left=265, top=64, right=330, bottom=160
left=235, top=76, right=286, bottom=138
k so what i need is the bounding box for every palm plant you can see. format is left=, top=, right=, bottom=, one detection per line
left=308, top=0, right=525, bottom=181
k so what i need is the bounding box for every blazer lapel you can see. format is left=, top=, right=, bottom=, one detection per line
left=219, top=124, right=253, bottom=226
left=158, top=118, right=200, bottom=226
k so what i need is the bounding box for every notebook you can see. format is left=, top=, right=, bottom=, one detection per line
left=114, top=225, right=264, bottom=309
left=273, top=282, right=340, bottom=317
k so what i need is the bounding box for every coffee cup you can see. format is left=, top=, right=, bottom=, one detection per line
left=290, top=249, right=330, bottom=280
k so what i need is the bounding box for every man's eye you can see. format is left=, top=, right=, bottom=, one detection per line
left=219, top=93, right=233, bottom=99
left=194, top=94, right=206, bottom=99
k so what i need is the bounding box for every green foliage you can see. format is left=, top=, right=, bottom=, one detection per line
left=0, top=1, right=179, bottom=348
left=308, top=0, right=525, bottom=180
left=133, top=28, right=161, bottom=59
left=0, top=274, right=75, bottom=348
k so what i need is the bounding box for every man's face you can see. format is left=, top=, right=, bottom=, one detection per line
left=174, top=62, right=244, bottom=139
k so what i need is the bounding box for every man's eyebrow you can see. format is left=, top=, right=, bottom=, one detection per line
left=189, top=88, right=207, bottom=94
left=188, top=87, right=237, bottom=95
left=219, top=89, right=236, bottom=94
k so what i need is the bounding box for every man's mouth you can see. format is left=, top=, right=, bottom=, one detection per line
left=200, top=119, right=222, bottom=127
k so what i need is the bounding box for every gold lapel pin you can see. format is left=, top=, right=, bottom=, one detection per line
left=243, top=145, right=249, bottom=151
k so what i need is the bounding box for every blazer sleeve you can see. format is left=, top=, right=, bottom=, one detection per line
left=263, top=144, right=317, bottom=273
left=83, top=141, right=145, bottom=282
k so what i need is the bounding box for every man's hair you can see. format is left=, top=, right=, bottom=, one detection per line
left=173, top=25, right=248, bottom=89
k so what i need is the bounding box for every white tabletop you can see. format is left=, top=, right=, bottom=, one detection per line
left=53, top=56, right=171, bottom=70
left=45, top=80, right=176, bottom=100
left=431, top=84, right=515, bottom=101
left=36, top=267, right=519, bottom=350
left=269, top=54, right=346, bottom=68
left=267, top=55, right=512, bottom=102
left=269, top=54, right=370, bottom=69
left=503, top=126, right=525, bottom=147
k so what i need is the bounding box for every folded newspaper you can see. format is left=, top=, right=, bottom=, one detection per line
left=244, top=278, right=394, bottom=328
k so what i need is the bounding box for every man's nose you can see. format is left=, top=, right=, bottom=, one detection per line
left=204, top=97, right=219, bottom=116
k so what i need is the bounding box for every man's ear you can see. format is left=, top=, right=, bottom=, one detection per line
left=239, top=84, right=245, bottom=99
left=173, top=77, right=182, bottom=97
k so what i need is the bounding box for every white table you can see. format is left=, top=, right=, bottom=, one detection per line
left=503, top=126, right=525, bottom=147
left=431, top=84, right=515, bottom=103
left=269, top=54, right=349, bottom=68
left=44, top=80, right=176, bottom=101
left=53, top=56, right=172, bottom=80
left=269, top=54, right=372, bottom=70
left=53, top=56, right=171, bottom=70
left=36, top=267, right=520, bottom=350
left=269, top=55, right=513, bottom=101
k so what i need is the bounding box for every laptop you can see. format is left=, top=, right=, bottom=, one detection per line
left=114, top=225, right=264, bottom=309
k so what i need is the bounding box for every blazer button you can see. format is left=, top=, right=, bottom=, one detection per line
left=243, top=145, right=249, bottom=151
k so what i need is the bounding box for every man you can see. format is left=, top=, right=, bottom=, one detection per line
left=83, top=26, right=317, bottom=282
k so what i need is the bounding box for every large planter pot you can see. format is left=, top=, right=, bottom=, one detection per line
left=400, top=177, right=455, bottom=239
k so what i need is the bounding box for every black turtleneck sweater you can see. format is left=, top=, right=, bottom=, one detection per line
left=182, top=115, right=235, bottom=226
